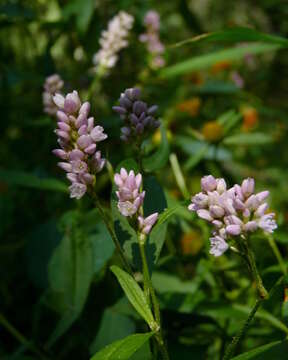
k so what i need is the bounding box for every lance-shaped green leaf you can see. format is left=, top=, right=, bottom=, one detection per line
left=231, top=339, right=288, bottom=359
left=46, top=211, right=94, bottom=347
left=90, top=332, right=153, bottom=360
left=223, top=132, right=274, bottom=146
left=160, top=43, right=281, bottom=78
left=110, top=266, right=157, bottom=331
left=89, top=306, right=135, bottom=355
left=143, top=124, right=169, bottom=172
left=170, top=27, right=288, bottom=48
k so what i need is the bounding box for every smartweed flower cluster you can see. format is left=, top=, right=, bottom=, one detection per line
left=114, top=167, right=158, bottom=235
left=93, top=11, right=134, bottom=71
left=188, top=175, right=277, bottom=256
left=140, top=10, right=165, bottom=69
left=43, top=74, right=64, bottom=115
left=52, top=91, right=107, bottom=199
left=113, top=87, right=160, bottom=142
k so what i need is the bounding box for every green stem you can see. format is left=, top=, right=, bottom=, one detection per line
left=135, top=141, right=144, bottom=174
left=138, top=234, right=161, bottom=324
left=0, top=313, right=49, bottom=360
left=91, top=192, right=133, bottom=276
left=223, top=299, right=262, bottom=360
left=223, top=237, right=274, bottom=359
left=223, top=275, right=286, bottom=360
left=243, top=237, right=268, bottom=300
left=138, top=233, right=170, bottom=360
left=169, top=153, right=189, bottom=199
left=267, top=234, right=287, bottom=275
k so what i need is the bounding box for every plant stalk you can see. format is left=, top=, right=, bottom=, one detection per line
left=138, top=233, right=170, bottom=360
left=223, top=236, right=273, bottom=359
left=222, top=299, right=262, bottom=360
left=91, top=192, right=133, bottom=275
left=243, top=237, right=268, bottom=299
left=267, top=234, right=287, bottom=275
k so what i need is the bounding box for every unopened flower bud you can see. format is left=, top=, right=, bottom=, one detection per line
left=197, top=209, right=213, bottom=222
left=216, top=178, right=227, bottom=194
left=210, top=205, right=225, bottom=218
left=241, top=178, right=255, bottom=197
left=226, top=224, right=241, bottom=236
left=201, top=175, right=217, bottom=192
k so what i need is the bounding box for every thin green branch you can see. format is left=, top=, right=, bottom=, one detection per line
left=266, top=234, right=287, bottom=275
left=223, top=299, right=262, bottom=360
left=138, top=233, right=170, bottom=360
left=90, top=192, right=133, bottom=276
left=242, top=237, right=268, bottom=299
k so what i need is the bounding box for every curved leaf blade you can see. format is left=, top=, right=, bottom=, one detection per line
left=231, top=339, right=288, bottom=360
left=223, top=132, right=273, bottom=145
left=160, top=43, right=281, bottom=78
left=110, top=265, right=156, bottom=330
left=90, top=333, right=153, bottom=360
left=171, top=27, right=288, bottom=48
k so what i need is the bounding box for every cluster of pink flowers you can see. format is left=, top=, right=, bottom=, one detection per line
left=139, top=10, right=165, bottom=69
left=43, top=74, right=64, bottom=115
left=188, top=175, right=277, bottom=257
left=52, top=91, right=107, bottom=199
left=114, top=168, right=158, bottom=235
left=93, top=11, right=134, bottom=71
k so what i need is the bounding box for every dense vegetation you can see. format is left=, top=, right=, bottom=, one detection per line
left=1, top=1, right=288, bottom=359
